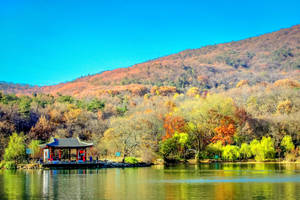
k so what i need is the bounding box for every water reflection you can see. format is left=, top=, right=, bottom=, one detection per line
left=1, top=163, right=300, bottom=199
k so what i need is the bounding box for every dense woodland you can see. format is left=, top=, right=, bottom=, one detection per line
left=0, top=78, right=299, bottom=167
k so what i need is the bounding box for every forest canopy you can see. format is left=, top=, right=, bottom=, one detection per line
left=0, top=79, right=299, bottom=164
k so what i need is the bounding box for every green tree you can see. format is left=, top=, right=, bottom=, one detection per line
left=185, top=122, right=210, bottom=161
left=28, top=140, right=41, bottom=160
left=206, top=141, right=223, bottom=159
left=86, top=99, right=105, bottom=112
left=250, top=137, right=275, bottom=161
left=261, top=137, right=276, bottom=159
left=280, top=135, right=294, bottom=153
left=250, top=139, right=261, bottom=160
left=18, top=96, right=31, bottom=117
left=175, top=132, right=188, bottom=148
left=4, top=132, right=26, bottom=164
left=159, top=137, right=179, bottom=161
left=159, top=132, right=189, bottom=161
left=240, top=143, right=252, bottom=159
left=222, top=145, right=240, bottom=161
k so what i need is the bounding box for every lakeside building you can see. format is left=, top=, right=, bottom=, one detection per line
left=39, top=137, right=94, bottom=163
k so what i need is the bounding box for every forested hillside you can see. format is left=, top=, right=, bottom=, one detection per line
left=0, top=82, right=40, bottom=95
left=38, top=24, right=300, bottom=97
left=1, top=25, right=300, bottom=166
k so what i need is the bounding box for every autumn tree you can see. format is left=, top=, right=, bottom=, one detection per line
left=173, top=94, right=237, bottom=159
left=29, top=115, right=54, bottom=141
left=106, top=118, right=140, bottom=162
left=211, top=121, right=236, bottom=145
left=185, top=122, right=211, bottom=160
left=163, top=115, right=185, bottom=140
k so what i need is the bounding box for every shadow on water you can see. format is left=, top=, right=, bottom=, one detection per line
left=1, top=163, right=300, bottom=200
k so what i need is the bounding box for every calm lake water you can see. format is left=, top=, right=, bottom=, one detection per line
left=1, top=163, right=300, bottom=200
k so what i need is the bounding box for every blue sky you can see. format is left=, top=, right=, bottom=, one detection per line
left=0, top=0, right=299, bottom=86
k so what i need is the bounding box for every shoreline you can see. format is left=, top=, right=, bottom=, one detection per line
left=2, top=161, right=152, bottom=170
left=166, top=159, right=300, bottom=165
left=2, top=160, right=300, bottom=170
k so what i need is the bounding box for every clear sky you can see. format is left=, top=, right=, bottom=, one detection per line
left=1, top=0, right=299, bottom=86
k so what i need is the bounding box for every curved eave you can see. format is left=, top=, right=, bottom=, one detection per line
left=45, top=144, right=94, bottom=148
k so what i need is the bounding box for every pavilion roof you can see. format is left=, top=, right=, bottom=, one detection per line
left=40, top=137, right=93, bottom=148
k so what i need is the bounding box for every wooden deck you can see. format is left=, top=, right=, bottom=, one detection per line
left=42, top=161, right=152, bottom=169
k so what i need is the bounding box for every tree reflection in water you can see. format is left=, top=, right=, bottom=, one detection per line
left=0, top=163, right=300, bottom=200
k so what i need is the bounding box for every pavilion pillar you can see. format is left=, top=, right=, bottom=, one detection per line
left=76, top=149, right=78, bottom=161
left=84, top=149, right=86, bottom=162
left=68, top=149, right=71, bottom=161
left=59, top=149, right=61, bottom=161
left=49, top=147, right=52, bottom=161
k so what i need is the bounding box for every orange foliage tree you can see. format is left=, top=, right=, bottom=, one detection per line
left=163, top=115, right=185, bottom=140
left=211, top=120, right=236, bottom=145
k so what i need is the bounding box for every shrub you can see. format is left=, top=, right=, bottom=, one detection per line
left=124, top=157, right=139, bottom=164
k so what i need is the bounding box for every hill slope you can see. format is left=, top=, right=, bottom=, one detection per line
left=2, top=25, right=300, bottom=97
left=0, top=82, right=41, bottom=95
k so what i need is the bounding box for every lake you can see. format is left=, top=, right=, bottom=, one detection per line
left=1, top=163, right=300, bottom=199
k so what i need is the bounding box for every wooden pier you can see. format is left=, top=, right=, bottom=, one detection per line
left=42, top=161, right=152, bottom=169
